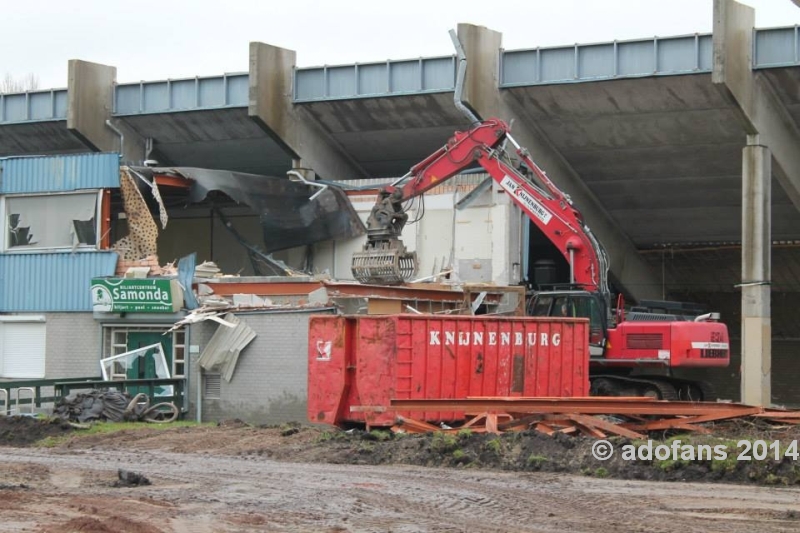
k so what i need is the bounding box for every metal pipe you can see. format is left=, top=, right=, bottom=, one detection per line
left=448, top=29, right=481, bottom=124
left=196, top=355, right=202, bottom=423
left=569, top=248, right=575, bottom=284
left=286, top=170, right=328, bottom=201
left=105, top=119, right=124, bottom=155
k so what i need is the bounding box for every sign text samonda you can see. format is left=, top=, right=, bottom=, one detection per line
left=429, top=329, right=561, bottom=347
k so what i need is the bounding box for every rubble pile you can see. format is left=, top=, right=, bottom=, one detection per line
left=54, top=390, right=178, bottom=424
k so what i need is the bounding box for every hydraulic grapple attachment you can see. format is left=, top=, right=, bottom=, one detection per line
left=351, top=241, right=417, bottom=285
left=351, top=188, right=418, bottom=285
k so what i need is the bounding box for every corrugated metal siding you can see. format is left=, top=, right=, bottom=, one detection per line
left=114, top=73, right=249, bottom=115
left=0, top=252, right=118, bottom=312
left=0, top=89, right=68, bottom=124
left=294, top=56, right=456, bottom=102
left=501, top=34, right=713, bottom=87
left=754, top=26, right=800, bottom=68
left=0, top=153, right=119, bottom=194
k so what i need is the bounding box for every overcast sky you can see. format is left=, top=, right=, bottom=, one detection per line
left=3, top=0, right=799, bottom=90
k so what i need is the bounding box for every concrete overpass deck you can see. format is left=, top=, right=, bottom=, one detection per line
left=0, top=18, right=797, bottom=280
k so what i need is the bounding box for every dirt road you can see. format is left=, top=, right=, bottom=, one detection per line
left=3, top=445, right=800, bottom=533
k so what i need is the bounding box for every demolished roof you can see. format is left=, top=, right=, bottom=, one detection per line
left=130, top=166, right=366, bottom=252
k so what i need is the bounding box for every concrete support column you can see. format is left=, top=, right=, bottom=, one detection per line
left=741, top=139, right=771, bottom=406
left=67, top=60, right=144, bottom=163
left=249, top=42, right=368, bottom=180
left=713, top=0, right=800, bottom=211
left=456, top=23, right=661, bottom=301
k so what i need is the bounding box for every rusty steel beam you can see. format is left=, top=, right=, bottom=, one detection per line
left=625, top=406, right=763, bottom=432
left=753, top=411, right=800, bottom=418
left=100, top=189, right=112, bottom=249
left=199, top=281, right=323, bottom=296
left=153, top=173, right=193, bottom=188
left=391, top=398, right=770, bottom=416
left=324, top=282, right=515, bottom=305
left=323, top=282, right=473, bottom=303
left=473, top=396, right=657, bottom=403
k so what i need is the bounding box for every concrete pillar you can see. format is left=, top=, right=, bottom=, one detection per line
left=713, top=0, right=800, bottom=211
left=456, top=23, right=662, bottom=301
left=740, top=140, right=771, bottom=406
left=249, top=42, right=369, bottom=180
left=67, top=60, right=144, bottom=163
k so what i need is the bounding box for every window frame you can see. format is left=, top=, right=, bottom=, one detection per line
left=101, top=325, right=188, bottom=379
left=1, top=190, right=103, bottom=252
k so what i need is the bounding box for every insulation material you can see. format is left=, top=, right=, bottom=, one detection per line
left=114, top=169, right=159, bottom=260
left=129, top=167, right=168, bottom=229
left=197, top=313, right=257, bottom=382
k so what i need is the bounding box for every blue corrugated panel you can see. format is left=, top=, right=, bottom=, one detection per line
left=501, top=34, right=713, bottom=87
left=294, top=56, right=456, bottom=102
left=754, top=26, right=799, bottom=68
left=0, top=252, right=118, bottom=312
left=0, top=89, right=68, bottom=124
left=0, top=153, right=119, bottom=194
left=114, top=73, right=249, bottom=115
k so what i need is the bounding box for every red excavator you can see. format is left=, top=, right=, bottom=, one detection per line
left=349, top=33, right=728, bottom=400
left=350, top=116, right=728, bottom=400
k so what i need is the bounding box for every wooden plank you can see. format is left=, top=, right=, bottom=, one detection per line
left=498, top=415, right=541, bottom=432
left=534, top=423, right=556, bottom=436
left=395, top=415, right=440, bottom=433
left=486, top=413, right=499, bottom=435
left=462, top=412, right=491, bottom=428
left=393, top=398, right=761, bottom=416
left=564, top=413, right=645, bottom=439
left=575, top=424, right=606, bottom=439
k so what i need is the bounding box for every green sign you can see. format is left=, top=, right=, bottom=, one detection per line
left=91, top=278, right=183, bottom=313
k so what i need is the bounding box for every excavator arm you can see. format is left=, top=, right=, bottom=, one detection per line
left=351, top=117, right=610, bottom=299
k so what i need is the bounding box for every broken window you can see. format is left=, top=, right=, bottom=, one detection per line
left=100, top=343, right=173, bottom=397
left=5, top=192, right=99, bottom=250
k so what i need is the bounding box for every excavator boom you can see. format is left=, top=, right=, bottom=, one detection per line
left=351, top=118, right=609, bottom=297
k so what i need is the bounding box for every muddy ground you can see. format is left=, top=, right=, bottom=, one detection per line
left=3, top=417, right=800, bottom=532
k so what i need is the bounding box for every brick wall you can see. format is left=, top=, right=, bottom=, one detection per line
left=188, top=309, right=334, bottom=424
left=44, top=313, right=101, bottom=378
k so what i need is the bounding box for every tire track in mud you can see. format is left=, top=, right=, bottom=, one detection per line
left=3, top=448, right=800, bottom=532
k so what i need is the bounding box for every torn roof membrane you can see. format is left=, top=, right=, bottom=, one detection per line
left=129, top=167, right=366, bottom=253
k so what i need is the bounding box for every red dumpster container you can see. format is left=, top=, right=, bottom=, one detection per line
left=308, top=314, right=589, bottom=427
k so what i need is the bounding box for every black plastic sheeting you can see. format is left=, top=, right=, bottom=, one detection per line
left=132, top=167, right=366, bottom=252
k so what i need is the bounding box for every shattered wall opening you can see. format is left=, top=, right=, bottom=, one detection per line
left=5, top=192, right=99, bottom=250
left=108, top=167, right=365, bottom=278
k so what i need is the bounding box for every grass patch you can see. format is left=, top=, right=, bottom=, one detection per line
left=527, top=454, right=548, bottom=467
left=369, top=430, right=392, bottom=442
left=34, top=420, right=210, bottom=448
left=431, top=432, right=458, bottom=453
left=484, top=438, right=502, bottom=455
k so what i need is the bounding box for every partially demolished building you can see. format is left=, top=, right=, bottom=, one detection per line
left=0, top=152, right=523, bottom=422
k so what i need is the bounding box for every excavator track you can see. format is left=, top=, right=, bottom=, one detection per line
left=672, top=379, right=717, bottom=402
left=591, top=375, right=718, bottom=401
left=591, top=375, right=679, bottom=401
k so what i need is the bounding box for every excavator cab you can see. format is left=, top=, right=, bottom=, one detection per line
left=528, top=291, right=608, bottom=357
